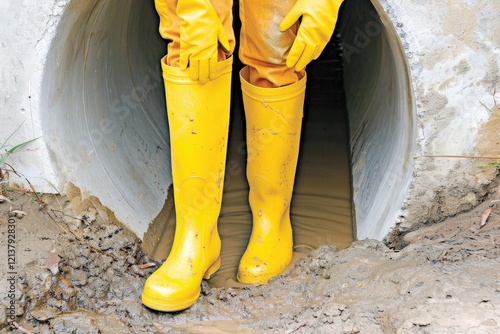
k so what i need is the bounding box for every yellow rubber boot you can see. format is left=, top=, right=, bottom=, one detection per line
left=142, top=56, right=232, bottom=311
left=237, top=66, right=306, bottom=284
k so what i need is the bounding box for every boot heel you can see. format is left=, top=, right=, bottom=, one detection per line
left=203, top=257, right=221, bottom=279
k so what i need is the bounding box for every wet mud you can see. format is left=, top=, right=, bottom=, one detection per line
left=1, top=180, right=499, bottom=333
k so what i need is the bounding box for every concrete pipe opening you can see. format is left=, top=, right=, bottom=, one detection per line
left=41, top=0, right=415, bottom=285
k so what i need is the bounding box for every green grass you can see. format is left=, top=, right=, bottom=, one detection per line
left=0, top=120, right=41, bottom=168
left=479, top=161, right=500, bottom=169
left=480, top=101, right=493, bottom=114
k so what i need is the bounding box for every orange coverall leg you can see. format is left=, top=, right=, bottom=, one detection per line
left=156, top=0, right=304, bottom=86
left=238, top=0, right=304, bottom=87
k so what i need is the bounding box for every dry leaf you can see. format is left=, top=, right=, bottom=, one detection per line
left=44, top=253, right=61, bottom=275
left=0, top=195, right=11, bottom=203
left=137, top=262, right=157, bottom=269
left=30, top=310, right=56, bottom=322
left=480, top=208, right=492, bottom=229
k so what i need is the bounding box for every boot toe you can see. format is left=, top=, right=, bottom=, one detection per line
left=141, top=274, right=200, bottom=312
left=237, top=254, right=290, bottom=284
left=237, top=257, right=268, bottom=284
left=237, top=233, right=293, bottom=284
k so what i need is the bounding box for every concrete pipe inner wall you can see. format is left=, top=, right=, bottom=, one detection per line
left=339, top=0, right=416, bottom=240
left=41, top=0, right=415, bottom=246
left=42, top=0, right=170, bottom=240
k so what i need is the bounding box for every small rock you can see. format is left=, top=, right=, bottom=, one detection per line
left=44, top=253, right=61, bottom=275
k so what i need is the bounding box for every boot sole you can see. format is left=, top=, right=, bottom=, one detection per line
left=142, top=291, right=200, bottom=312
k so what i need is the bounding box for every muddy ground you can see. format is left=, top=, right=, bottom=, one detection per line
left=1, top=179, right=500, bottom=334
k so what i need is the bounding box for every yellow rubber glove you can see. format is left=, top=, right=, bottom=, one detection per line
left=177, top=0, right=231, bottom=84
left=279, top=0, right=344, bottom=72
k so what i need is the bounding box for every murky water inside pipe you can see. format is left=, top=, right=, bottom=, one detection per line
left=152, top=47, right=353, bottom=288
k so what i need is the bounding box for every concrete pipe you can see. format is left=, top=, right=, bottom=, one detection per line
left=39, top=0, right=414, bottom=252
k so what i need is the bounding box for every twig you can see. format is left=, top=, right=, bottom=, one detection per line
left=480, top=101, right=494, bottom=114
left=3, top=163, right=117, bottom=261
left=0, top=147, right=40, bottom=157
left=11, top=322, right=35, bottom=334
left=285, top=321, right=307, bottom=334
left=51, top=208, right=81, bottom=221
left=414, top=155, right=500, bottom=159
left=494, top=87, right=499, bottom=108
